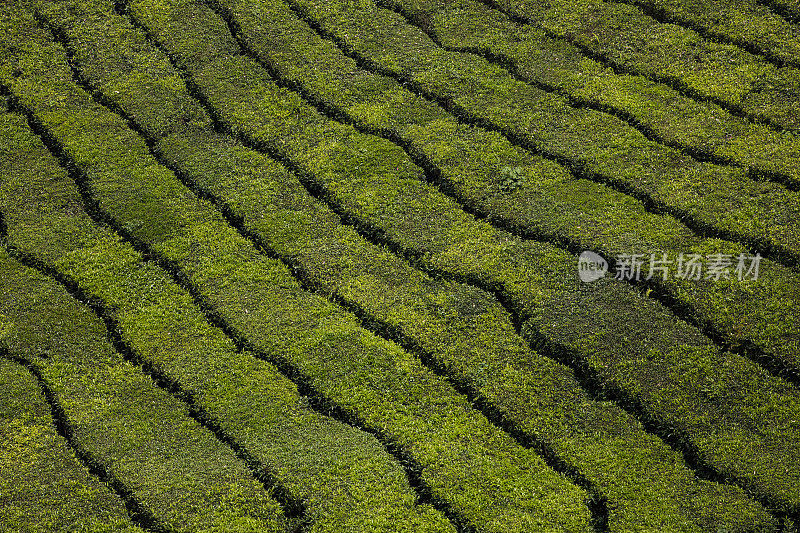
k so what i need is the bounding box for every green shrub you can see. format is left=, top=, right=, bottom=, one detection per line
left=268, top=0, right=800, bottom=372
left=83, top=0, right=800, bottom=525
left=4, top=0, right=799, bottom=529
left=493, top=0, right=800, bottom=130
left=498, top=165, right=524, bottom=192
left=0, top=356, right=146, bottom=533
left=620, top=0, right=800, bottom=68
left=1, top=6, right=591, bottom=530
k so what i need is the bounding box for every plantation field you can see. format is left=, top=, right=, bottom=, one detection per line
left=0, top=0, right=798, bottom=531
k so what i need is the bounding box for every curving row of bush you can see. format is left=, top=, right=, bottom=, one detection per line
left=32, top=0, right=788, bottom=530
left=249, top=0, right=800, bottom=375
left=0, top=246, right=291, bottom=532
left=0, top=352, right=145, bottom=533
left=258, top=0, right=800, bottom=268
left=382, top=0, right=800, bottom=191
left=614, top=0, right=800, bottom=68
left=117, top=0, right=800, bottom=517
left=0, top=102, right=458, bottom=532
left=0, top=15, right=458, bottom=533
left=486, top=0, right=800, bottom=131
left=2, top=5, right=592, bottom=531
left=768, top=0, right=800, bottom=22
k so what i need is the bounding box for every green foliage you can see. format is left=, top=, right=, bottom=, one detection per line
left=0, top=34, right=451, bottom=533
left=293, top=0, right=800, bottom=263
left=280, top=0, right=800, bottom=371
left=157, top=129, right=777, bottom=532
left=0, top=160, right=286, bottom=531
left=408, top=0, right=800, bottom=188
left=2, top=0, right=799, bottom=530
left=100, top=0, right=797, bottom=528
left=0, top=358, right=145, bottom=533
left=0, top=313, right=11, bottom=350
left=622, top=0, right=800, bottom=69
left=1, top=4, right=592, bottom=530
left=498, top=165, right=524, bottom=192
left=505, top=0, right=800, bottom=130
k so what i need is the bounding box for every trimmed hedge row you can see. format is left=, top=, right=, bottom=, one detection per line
left=0, top=354, right=144, bottom=533
left=0, top=16, right=453, bottom=533
left=385, top=0, right=800, bottom=190
left=0, top=108, right=419, bottom=533
left=488, top=0, right=800, bottom=131
left=119, top=0, right=800, bottom=516
left=615, top=0, right=800, bottom=68
left=0, top=248, right=287, bottom=533
left=41, top=1, right=783, bottom=530
left=2, top=5, right=592, bottom=532
left=245, top=0, right=800, bottom=266
left=250, top=0, right=800, bottom=375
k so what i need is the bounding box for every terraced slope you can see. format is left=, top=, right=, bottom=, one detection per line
left=269, top=0, right=800, bottom=374
left=0, top=82, right=451, bottom=533
left=1, top=0, right=799, bottom=531
left=0, top=356, right=145, bottom=533
left=383, top=0, right=800, bottom=190
left=0, top=250, right=287, bottom=533
left=483, top=0, right=800, bottom=131
left=613, top=0, right=800, bottom=68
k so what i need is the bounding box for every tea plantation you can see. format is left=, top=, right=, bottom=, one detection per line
left=0, top=0, right=798, bottom=531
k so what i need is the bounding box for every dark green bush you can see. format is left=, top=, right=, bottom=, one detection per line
left=1, top=5, right=591, bottom=530
left=0, top=355, right=145, bottom=533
